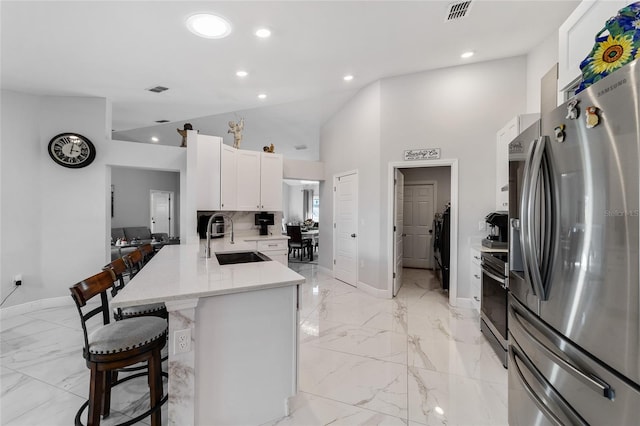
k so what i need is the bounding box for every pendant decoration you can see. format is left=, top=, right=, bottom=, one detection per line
left=566, top=99, right=580, bottom=120
left=586, top=106, right=600, bottom=128
left=554, top=124, right=566, bottom=143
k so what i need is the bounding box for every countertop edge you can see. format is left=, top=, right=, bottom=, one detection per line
left=110, top=275, right=304, bottom=308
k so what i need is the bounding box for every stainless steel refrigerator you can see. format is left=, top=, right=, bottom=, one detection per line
left=508, top=60, right=640, bottom=425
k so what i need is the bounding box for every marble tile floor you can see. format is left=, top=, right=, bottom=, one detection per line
left=1, top=265, right=507, bottom=425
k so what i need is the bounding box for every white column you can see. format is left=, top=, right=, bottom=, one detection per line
left=165, top=298, right=199, bottom=426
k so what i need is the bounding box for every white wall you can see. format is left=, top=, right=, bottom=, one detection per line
left=111, top=167, right=181, bottom=236
left=0, top=91, right=186, bottom=307
left=319, top=81, right=381, bottom=288
left=286, top=185, right=305, bottom=224
left=320, top=57, right=527, bottom=297
left=1, top=91, right=42, bottom=305
left=526, top=30, right=560, bottom=113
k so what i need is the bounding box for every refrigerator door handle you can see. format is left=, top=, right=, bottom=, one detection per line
left=523, top=136, right=548, bottom=300
left=511, top=303, right=615, bottom=401
left=509, top=343, right=587, bottom=426
left=519, top=137, right=538, bottom=296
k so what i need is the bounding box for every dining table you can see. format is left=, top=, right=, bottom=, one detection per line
left=301, top=229, right=318, bottom=261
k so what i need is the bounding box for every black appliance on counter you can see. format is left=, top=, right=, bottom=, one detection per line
left=433, top=205, right=450, bottom=290
left=255, top=212, right=274, bottom=235
left=197, top=214, right=224, bottom=239
left=482, top=211, right=508, bottom=249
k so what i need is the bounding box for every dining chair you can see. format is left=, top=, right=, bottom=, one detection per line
left=69, top=270, right=167, bottom=426
left=286, top=225, right=313, bottom=261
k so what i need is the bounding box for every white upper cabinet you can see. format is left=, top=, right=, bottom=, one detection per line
left=236, top=150, right=261, bottom=211
left=220, top=144, right=237, bottom=211
left=558, top=0, right=629, bottom=95
left=259, top=153, right=283, bottom=211
left=195, top=135, right=222, bottom=211
left=194, top=134, right=283, bottom=212
left=496, top=114, right=539, bottom=211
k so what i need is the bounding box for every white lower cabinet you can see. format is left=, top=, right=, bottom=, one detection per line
left=256, top=239, right=288, bottom=266
left=470, top=248, right=482, bottom=313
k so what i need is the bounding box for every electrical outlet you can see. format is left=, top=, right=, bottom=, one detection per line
left=174, top=329, right=191, bottom=354
left=478, top=220, right=486, bottom=231
left=13, top=274, right=22, bottom=286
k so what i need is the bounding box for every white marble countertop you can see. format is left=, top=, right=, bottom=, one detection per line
left=471, top=244, right=508, bottom=253
left=111, top=240, right=305, bottom=308
left=241, top=234, right=289, bottom=241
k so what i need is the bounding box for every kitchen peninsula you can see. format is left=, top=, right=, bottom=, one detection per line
left=111, top=239, right=305, bottom=425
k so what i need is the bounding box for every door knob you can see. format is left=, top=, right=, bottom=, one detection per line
left=351, top=233, right=357, bottom=238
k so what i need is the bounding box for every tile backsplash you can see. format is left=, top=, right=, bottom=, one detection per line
left=197, top=211, right=284, bottom=237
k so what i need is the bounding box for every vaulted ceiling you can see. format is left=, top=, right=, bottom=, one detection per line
left=2, top=1, right=579, bottom=157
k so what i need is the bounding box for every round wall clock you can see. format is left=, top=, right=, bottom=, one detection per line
left=47, top=133, right=96, bottom=168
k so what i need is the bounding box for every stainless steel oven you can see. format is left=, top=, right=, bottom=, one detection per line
left=480, top=251, right=508, bottom=368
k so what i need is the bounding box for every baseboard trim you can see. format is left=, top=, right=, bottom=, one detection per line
left=455, top=297, right=476, bottom=309
left=0, top=296, right=73, bottom=319
left=316, top=265, right=333, bottom=277
left=357, top=280, right=391, bottom=299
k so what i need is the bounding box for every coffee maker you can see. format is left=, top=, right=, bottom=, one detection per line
left=482, top=212, right=508, bottom=249
left=255, top=212, right=274, bottom=236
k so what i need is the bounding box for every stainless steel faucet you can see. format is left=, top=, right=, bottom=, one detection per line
left=204, top=213, right=234, bottom=258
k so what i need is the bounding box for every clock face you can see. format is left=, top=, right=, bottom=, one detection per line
left=48, top=133, right=96, bottom=168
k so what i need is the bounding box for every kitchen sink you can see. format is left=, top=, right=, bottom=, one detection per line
left=215, top=251, right=270, bottom=265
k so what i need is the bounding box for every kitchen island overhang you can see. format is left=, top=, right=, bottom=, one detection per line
left=111, top=241, right=305, bottom=426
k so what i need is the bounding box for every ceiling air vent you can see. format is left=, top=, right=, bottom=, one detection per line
left=146, top=86, right=169, bottom=93
left=155, top=119, right=170, bottom=123
left=294, top=144, right=308, bottom=150
left=445, top=1, right=472, bottom=21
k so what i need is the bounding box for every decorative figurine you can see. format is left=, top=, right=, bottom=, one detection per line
left=554, top=124, right=566, bottom=143
left=566, top=99, right=579, bottom=120
left=228, top=118, right=244, bottom=148
left=586, top=106, right=600, bottom=128
left=262, top=143, right=275, bottom=153
left=177, top=123, right=194, bottom=148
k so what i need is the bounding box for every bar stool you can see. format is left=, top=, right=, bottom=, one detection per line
left=123, top=249, right=144, bottom=278
left=138, top=243, right=155, bottom=265
left=103, top=258, right=167, bottom=321
left=70, top=270, right=167, bottom=426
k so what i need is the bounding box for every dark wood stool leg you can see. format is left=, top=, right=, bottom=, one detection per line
left=102, top=370, right=113, bottom=418
left=148, top=348, right=163, bottom=426
left=88, top=364, right=104, bottom=426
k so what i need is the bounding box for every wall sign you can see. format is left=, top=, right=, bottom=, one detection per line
left=404, top=148, right=441, bottom=161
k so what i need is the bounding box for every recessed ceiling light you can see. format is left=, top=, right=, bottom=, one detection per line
left=461, top=51, right=474, bottom=59
left=151, top=137, right=159, bottom=143
left=255, top=28, right=271, bottom=38
left=186, top=13, right=232, bottom=39
left=236, top=70, right=248, bottom=77
left=258, top=93, right=267, bottom=99
left=343, top=74, right=354, bottom=81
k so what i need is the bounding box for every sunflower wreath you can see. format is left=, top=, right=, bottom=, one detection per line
left=577, top=1, right=640, bottom=93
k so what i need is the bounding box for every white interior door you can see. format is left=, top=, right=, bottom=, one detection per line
left=334, top=172, right=358, bottom=287
left=402, top=184, right=435, bottom=269
left=150, top=190, right=174, bottom=236
left=393, top=169, right=404, bottom=296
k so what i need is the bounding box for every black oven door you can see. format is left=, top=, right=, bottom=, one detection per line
left=480, top=252, right=509, bottom=367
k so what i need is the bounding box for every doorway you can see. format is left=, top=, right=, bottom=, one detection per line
left=150, top=190, right=174, bottom=236
left=387, top=160, right=458, bottom=304
left=333, top=171, right=358, bottom=287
